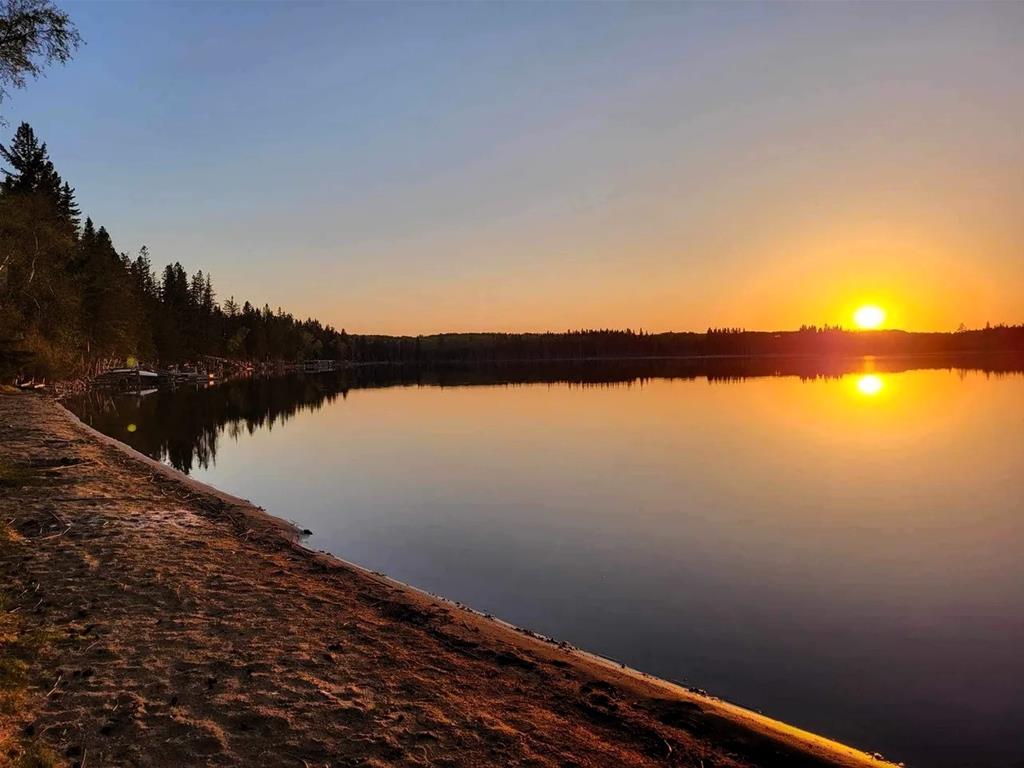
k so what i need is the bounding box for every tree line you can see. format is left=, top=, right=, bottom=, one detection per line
left=0, top=122, right=350, bottom=379
left=348, top=325, right=1024, bottom=365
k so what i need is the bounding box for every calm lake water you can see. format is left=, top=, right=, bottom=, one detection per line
left=67, top=357, right=1024, bottom=768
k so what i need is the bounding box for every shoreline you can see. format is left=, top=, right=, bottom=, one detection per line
left=2, top=391, right=898, bottom=767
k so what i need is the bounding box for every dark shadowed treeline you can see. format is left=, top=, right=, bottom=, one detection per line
left=0, top=8, right=349, bottom=378
left=351, top=325, right=1024, bottom=365
left=67, top=353, right=1024, bottom=474
left=0, top=123, right=350, bottom=379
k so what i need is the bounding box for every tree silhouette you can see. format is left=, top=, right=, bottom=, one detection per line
left=0, top=0, right=80, bottom=118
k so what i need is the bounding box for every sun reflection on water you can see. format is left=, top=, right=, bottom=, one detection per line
left=856, top=374, right=884, bottom=397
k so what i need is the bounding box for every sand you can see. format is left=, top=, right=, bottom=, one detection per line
left=0, top=392, right=897, bottom=767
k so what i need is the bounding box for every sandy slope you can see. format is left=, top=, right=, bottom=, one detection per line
left=0, top=392, right=896, bottom=767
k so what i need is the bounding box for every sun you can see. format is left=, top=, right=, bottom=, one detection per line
left=853, top=305, right=886, bottom=330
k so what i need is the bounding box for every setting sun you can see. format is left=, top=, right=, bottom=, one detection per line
left=853, top=305, right=886, bottom=330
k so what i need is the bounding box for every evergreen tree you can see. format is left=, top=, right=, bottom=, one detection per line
left=0, top=122, right=53, bottom=195
left=202, top=272, right=215, bottom=313
left=80, top=215, right=95, bottom=245
left=58, top=180, right=78, bottom=231
left=77, top=223, right=135, bottom=359
left=130, top=246, right=155, bottom=297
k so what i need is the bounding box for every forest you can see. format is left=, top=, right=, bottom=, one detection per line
left=0, top=122, right=351, bottom=379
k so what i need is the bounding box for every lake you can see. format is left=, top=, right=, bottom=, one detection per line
left=67, top=356, right=1024, bottom=768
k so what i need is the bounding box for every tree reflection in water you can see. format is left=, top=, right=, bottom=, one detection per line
left=66, top=353, right=1024, bottom=474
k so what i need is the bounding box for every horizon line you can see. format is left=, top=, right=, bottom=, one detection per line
left=348, top=323, right=1023, bottom=338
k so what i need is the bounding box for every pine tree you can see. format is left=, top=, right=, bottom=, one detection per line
left=79, top=216, right=95, bottom=251
left=130, top=246, right=155, bottom=297
left=189, top=270, right=205, bottom=309
left=58, top=180, right=79, bottom=231
left=77, top=223, right=134, bottom=358
left=202, top=272, right=215, bottom=314
left=0, top=122, right=50, bottom=194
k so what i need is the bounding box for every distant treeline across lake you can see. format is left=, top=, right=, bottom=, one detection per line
left=349, top=325, right=1024, bottom=364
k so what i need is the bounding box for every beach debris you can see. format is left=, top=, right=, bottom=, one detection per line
left=45, top=672, right=64, bottom=698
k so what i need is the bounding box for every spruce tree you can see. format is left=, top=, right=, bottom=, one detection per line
left=58, top=180, right=79, bottom=231
left=0, top=122, right=50, bottom=193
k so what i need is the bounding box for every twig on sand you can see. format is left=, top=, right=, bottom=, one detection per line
left=42, top=461, right=91, bottom=472
left=49, top=496, right=132, bottom=502
left=46, top=673, right=63, bottom=698
left=36, top=524, right=72, bottom=540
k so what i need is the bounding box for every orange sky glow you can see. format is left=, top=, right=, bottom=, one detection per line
left=15, top=3, right=1023, bottom=335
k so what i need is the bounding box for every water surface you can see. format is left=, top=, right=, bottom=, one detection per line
left=68, top=357, right=1024, bottom=767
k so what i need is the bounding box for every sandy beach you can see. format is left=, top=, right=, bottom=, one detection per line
left=0, top=391, right=896, bottom=767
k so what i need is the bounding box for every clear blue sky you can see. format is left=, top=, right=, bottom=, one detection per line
left=6, top=1, right=1023, bottom=333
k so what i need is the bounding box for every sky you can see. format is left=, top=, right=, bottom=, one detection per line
left=5, top=1, right=1023, bottom=334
